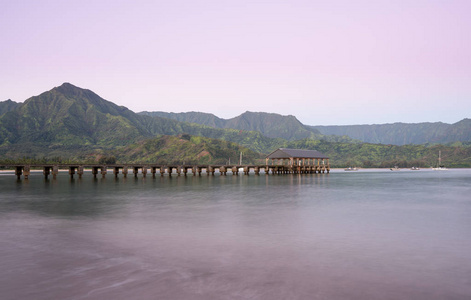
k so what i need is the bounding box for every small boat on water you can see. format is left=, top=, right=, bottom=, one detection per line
left=411, top=167, right=420, bottom=170
left=432, top=151, right=448, bottom=171
left=344, top=167, right=358, bottom=171
left=390, top=166, right=400, bottom=171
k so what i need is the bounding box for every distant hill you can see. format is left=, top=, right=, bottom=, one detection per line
left=0, top=99, right=21, bottom=116
left=140, top=111, right=225, bottom=128
left=285, top=139, right=471, bottom=168
left=140, top=111, right=323, bottom=141
left=310, top=119, right=471, bottom=145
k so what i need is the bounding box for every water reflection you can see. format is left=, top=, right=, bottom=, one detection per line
left=1, top=171, right=471, bottom=299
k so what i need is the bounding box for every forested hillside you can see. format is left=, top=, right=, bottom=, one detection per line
left=311, top=119, right=471, bottom=145
left=286, top=139, right=471, bottom=168
left=140, top=110, right=323, bottom=141
left=1, top=83, right=470, bottom=167
left=0, top=100, right=20, bottom=116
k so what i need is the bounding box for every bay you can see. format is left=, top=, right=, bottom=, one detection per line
left=1, top=169, right=470, bottom=299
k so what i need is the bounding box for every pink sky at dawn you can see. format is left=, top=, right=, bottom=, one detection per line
left=1, top=0, right=470, bottom=125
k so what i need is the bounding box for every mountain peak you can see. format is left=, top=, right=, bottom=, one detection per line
left=54, top=82, right=83, bottom=93
left=60, top=82, right=76, bottom=88
left=0, top=99, right=21, bottom=115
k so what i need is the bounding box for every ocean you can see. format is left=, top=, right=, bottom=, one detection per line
left=1, top=169, right=470, bottom=299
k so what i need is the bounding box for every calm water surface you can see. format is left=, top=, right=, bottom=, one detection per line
left=1, top=169, right=470, bottom=299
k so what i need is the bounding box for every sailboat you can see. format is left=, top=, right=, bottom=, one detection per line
left=432, top=151, right=448, bottom=170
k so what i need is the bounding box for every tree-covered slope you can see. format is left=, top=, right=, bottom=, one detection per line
left=0, top=100, right=21, bottom=116
left=286, top=139, right=471, bottom=168
left=225, top=111, right=321, bottom=140
left=0, top=83, right=153, bottom=146
left=0, top=83, right=287, bottom=153
left=311, top=119, right=471, bottom=145
left=140, top=111, right=225, bottom=128
left=139, top=110, right=322, bottom=141
left=115, top=134, right=263, bottom=164
left=2, top=83, right=470, bottom=167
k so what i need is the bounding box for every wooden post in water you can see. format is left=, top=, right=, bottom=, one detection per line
left=15, top=166, right=23, bottom=180
left=114, top=167, right=120, bottom=178
left=78, top=166, right=84, bottom=179
left=23, top=166, right=30, bottom=179
left=52, top=165, right=59, bottom=179
left=123, top=166, right=128, bottom=178
left=101, top=166, right=107, bottom=178
left=92, top=167, right=98, bottom=178
left=244, top=166, right=249, bottom=175
left=133, top=167, right=139, bottom=178
left=69, top=166, right=76, bottom=179
left=43, top=166, right=51, bottom=179
left=254, top=166, right=260, bottom=175
left=151, top=167, right=157, bottom=178
left=142, top=167, right=147, bottom=178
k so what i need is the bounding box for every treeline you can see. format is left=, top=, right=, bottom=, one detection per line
left=0, top=134, right=263, bottom=166
left=2, top=135, right=471, bottom=168
left=286, top=140, right=471, bottom=168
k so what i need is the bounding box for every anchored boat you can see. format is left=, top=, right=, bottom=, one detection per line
left=432, top=151, right=448, bottom=171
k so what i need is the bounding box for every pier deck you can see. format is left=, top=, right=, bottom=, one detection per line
left=0, top=164, right=330, bottom=180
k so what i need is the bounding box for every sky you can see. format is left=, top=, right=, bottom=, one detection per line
left=1, top=0, right=470, bottom=126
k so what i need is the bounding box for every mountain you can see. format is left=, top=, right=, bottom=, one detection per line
left=2, top=83, right=470, bottom=166
left=140, top=111, right=225, bottom=128
left=285, top=139, right=471, bottom=168
left=310, top=119, right=471, bottom=145
left=0, top=99, right=21, bottom=116
left=0, top=83, right=158, bottom=146
left=139, top=111, right=322, bottom=141
left=0, top=83, right=286, bottom=156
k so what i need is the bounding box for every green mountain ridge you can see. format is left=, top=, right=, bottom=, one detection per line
left=310, top=119, right=471, bottom=145
left=140, top=111, right=226, bottom=128
left=1, top=83, right=470, bottom=167
left=140, top=111, right=471, bottom=146
left=0, top=83, right=286, bottom=154
left=140, top=110, right=323, bottom=141
left=0, top=99, right=21, bottom=116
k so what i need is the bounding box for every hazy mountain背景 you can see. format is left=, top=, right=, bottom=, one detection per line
left=1, top=83, right=470, bottom=167
left=141, top=111, right=471, bottom=146
left=310, top=120, right=471, bottom=145
left=140, top=111, right=323, bottom=141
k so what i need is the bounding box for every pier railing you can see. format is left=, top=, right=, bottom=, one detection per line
left=0, top=164, right=330, bottom=180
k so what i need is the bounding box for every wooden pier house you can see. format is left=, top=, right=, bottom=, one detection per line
left=265, top=148, right=330, bottom=174
left=2, top=148, right=330, bottom=179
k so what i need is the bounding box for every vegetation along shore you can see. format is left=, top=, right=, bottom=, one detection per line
left=1, top=83, right=470, bottom=168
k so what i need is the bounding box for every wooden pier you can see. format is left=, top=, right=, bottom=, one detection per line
left=0, top=163, right=330, bottom=180
left=1, top=148, right=331, bottom=180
